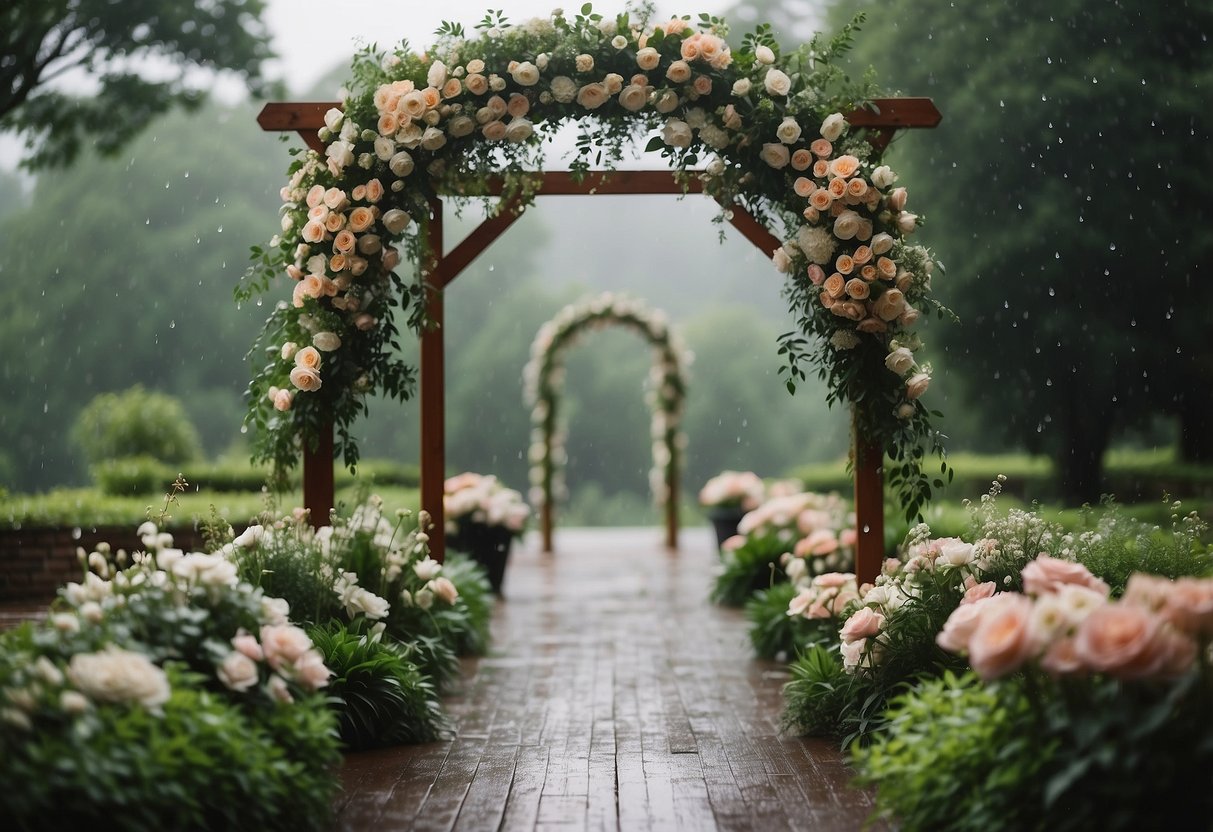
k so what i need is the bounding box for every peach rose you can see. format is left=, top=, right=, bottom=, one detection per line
left=876, top=256, right=898, bottom=280
left=809, top=189, right=834, bottom=212
left=810, top=138, right=832, bottom=158
left=855, top=317, right=887, bottom=334
left=482, top=121, right=507, bottom=141
left=887, top=187, right=908, bottom=212
left=1168, top=576, right=1213, bottom=636
left=400, top=90, right=427, bottom=119
left=905, top=372, right=931, bottom=400
left=692, top=75, right=713, bottom=96
left=851, top=245, right=873, bottom=265
left=294, top=346, right=322, bottom=370
left=835, top=254, right=855, bottom=275
left=332, top=229, right=357, bottom=254
left=967, top=594, right=1035, bottom=679
left=1021, top=555, right=1109, bottom=597
left=936, top=599, right=988, bottom=653
left=795, top=529, right=839, bottom=557
left=679, top=34, right=701, bottom=61
left=348, top=207, right=375, bottom=233
left=323, top=211, right=345, bottom=234
left=272, top=389, right=293, bottom=411
left=506, top=93, right=530, bottom=118
left=289, top=365, right=322, bottom=392
left=293, top=651, right=332, bottom=690
left=760, top=143, right=790, bottom=169
left=860, top=265, right=878, bottom=281
left=827, top=177, right=848, bottom=199
left=823, top=273, right=846, bottom=299
left=577, top=83, right=610, bottom=109
left=844, top=278, right=870, bottom=300
left=840, top=608, right=885, bottom=644
left=465, top=73, right=489, bottom=95
left=298, top=275, right=325, bottom=300
left=305, top=184, right=326, bottom=208
left=365, top=179, right=384, bottom=202
left=354, top=313, right=376, bottom=331
left=832, top=300, right=866, bottom=321
left=962, top=581, right=997, bottom=605
left=787, top=589, right=815, bottom=618
left=429, top=576, right=460, bottom=604
left=813, top=159, right=830, bottom=177
left=829, top=155, right=860, bottom=179
left=442, top=78, right=462, bottom=99
left=1040, top=636, right=1083, bottom=675
left=666, top=60, right=692, bottom=84
left=819, top=293, right=837, bottom=310
left=872, top=288, right=906, bottom=321
left=377, top=112, right=399, bottom=136
left=790, top=149, right=813, bottom=171
left=636, top=47, right=660, bottom=71
left=846, top=178, right=869, bottom=198
left=300, top=220, right=326, bottom=244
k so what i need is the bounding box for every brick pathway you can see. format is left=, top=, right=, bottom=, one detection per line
left=335, top=527, right=879, bottom=831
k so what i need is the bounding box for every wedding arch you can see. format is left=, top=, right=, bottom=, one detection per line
left=244, top=7, right=945, bottom=584
left=524, top=293, right=690, bottom=551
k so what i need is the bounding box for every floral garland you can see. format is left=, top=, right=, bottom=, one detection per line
left=238, top=5, right=949, bottom=515
left=522, top=292, right=690, bottom=512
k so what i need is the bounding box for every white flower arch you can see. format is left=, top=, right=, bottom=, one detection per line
left=240, top=6, right=950, bottom=521
left=523, top=293, right=691, bottom=540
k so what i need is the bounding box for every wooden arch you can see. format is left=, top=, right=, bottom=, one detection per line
left=257, top=97, right=941, bottom=585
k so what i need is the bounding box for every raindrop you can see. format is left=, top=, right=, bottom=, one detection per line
left=240, top=425, right=249, bottom=434
left=169, top=320, right=176, bottom=329
left=1048, top=287, right=1055, bottom=296
left=145, top=218, right=150, bottom=225
left=184, top=171, right=190, bottom=178
left=71, top=528, right=82, bottom=540
left=862, top=524, right=871, bottom=534
left=216, top=226, right=224, bottom=233
left=1109, top=243, right=1117, bottom=251
left=42, top=402, right=48, bottom=414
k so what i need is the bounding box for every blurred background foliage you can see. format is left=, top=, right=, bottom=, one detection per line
left=0, top=0, right=1209, bottom=523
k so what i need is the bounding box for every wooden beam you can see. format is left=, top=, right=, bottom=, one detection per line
left=302, top=423, right=334, bottom=530
left=434, top=196, right=527, bottom=288
left=420, top=197, right=447, bottom=562
left=853, top=430, right=885, bottom=588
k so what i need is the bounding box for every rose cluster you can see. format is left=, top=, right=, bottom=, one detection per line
left=443, top=472, right=531, bottom=536
left=937, top=555, right=1213, bottom=681
left=698, top=470, right=766, bottom=511
left=726, top=490, right=857, bottom=578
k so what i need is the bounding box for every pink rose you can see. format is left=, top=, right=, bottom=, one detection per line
left=1021, top=555, right=1109, bottom=597
left=232, top=630, right=263, bottom=661
left=962, top=580, right=997, bottom=605
left=936, top=599, right=989, bottom=654
left=1040, top=636, right=1082, bottom=675
left=292, top=651, right=332, bottom=690
left=787, top=589, right=815, bottom=618
left=1168, top=576, right=1213, bottom=636
left=272, top=389, right=293, bottom=411
left=813, top=572, right=854, bottom=589
left=840, top=607, right=885, bottom=644
left=967, top=594, right=1036, bottom=679
left=260, top=624, right=313, bottom=671
left=886, top=187, right=908, bottom=212
left=1074, top=603, right=1169, bottom=679
left=807, top=264, right=826, bottom=285
left=430, top=576, right=459, bottom=604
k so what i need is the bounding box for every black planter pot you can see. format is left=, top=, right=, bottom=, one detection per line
left=707, top=507, right=747, bottom=549
left=449, top=521, right=514, bottom=594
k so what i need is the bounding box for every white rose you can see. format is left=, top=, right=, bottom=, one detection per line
left=323, top=107, right=343, bottom=132
left=489, top=74, right=507, bottom=91
left=820, top=112, right=847, bottom=142
left=896, top=402, right=916, bottom=419
left=313, top=331, right=342, bottom=352
left=870, top=232, right=895, bottom=256
left=448, top=115, right=474, bottom=138
left=759, top=142, right=790, bottom=169
left=420, top=126, right=447, bottom=151
left=415, top=588, right=435, bottom=610
left=772, top=246, right=792, bottom=273
left=699, top=124, right=730, bottom=150
left=755, top=45, right=775, bottom=65
left=611, top=35, right=627, bottom=49
left=550, top=75, right=577, bottom=103
left=381, top=208, right=412, bottom=235
left=350, top=587, right=391, bottom=620
left=937, top=540, right=976, bottom=568
left=325, top=140, right=355, bottom=171
left=373, top=136, right=395, bottom=161
left=731, top=78, right=752, bottom=97
left=68, top=648, right=171, bottom=708
left=217, top=651, right=260, bottom=692
left=661, top=118, right=693, bottom=148
left=776, top=116, right=802, bottom=144
left=896, top=212, right=920, bottom=234
left=654, top=90, right=680, bottom=113
left=871, top=165, right=897, bottom=189
left=885, top=347, right=915, bottom=376
left=764, top=68, right=791, bottom=97
left=511, top=61, right=540, bottom=86
left=505, top=118, right=534, bottom=143
left=389, top=150, right=415, bottom=177
left=427, top=60, right=447, bottom=89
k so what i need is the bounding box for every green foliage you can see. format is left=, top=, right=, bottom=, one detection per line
left=71, top=386, right=203, bottom=470
left=779, top=644, right=853, bottom=737
left=307, top=621, right=448, bottom=749
left=438, top=553, right=494, bottom=656
left=233, top=525, right=336, bottom=625
left=91, top=455, right=174, bottom=496
left=711, top=533, right=787, bottom=606
left=1, top=0, right=275, bottom=170
left=852, top=672, right=1049, bottom=832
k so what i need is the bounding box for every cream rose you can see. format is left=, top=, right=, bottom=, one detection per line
left=665, top=60, right=692, bottom=84
left=313, top=331, right=341, bottom=352
left=870, top=232, right=894, bottom=255
left=272, top=388, right=293, bottom=411
left=905, top=372, right=931, bottom=400
left=871, top=164, right=897, bottom=189
left=505, top=118, right=534, bottom=143
left=776, top=116, right=802, bottom=145
left=295, top=345, right=322, bottom=370
left=381, top=208, right=412, bottom=235
left=873, top=288, right=906, bottom=321
left=510, top=61, right=540, bottom=86
left=636, top=47, right=660, bottom=71
left=289, top=366, right=322, bottom=392
left=759, top=142, right=790, bottom=169
left=661, top=118, right=693, bottom=148
left=820, top=112, right=847, bottom=142
left=576, top=83, right=610, bottom=109
left=755, top=45, right=775, bottom=65
left=389, top=150, right=415, bottom=177
left=618, top=84, right=648, bottom=112
left=763, top=68, right=791, bottom=96
left=654, top=90, right=679, bottom=113
left=447, top=115, right=475, bottom=138
left=429, top=576, right=460, bottom=604
left=217, top=651, right=259, bottom=692
left=259, top=624, right=314, bottom=671
left=832, top=210, right=861, bottom=240
left=885, top=347, right=915, bottom=376
left=465, top=73, right=489, bottom=95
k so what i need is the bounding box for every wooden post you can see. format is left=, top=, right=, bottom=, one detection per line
left=665, top=457, right=679, bottom=551
left=542, top=499, right=553, bottom=553
left=302, top=423, right=334, bottom=530
left=420, top=198, right=446, bottom=562
left=853, top=415, right=885, bottom=587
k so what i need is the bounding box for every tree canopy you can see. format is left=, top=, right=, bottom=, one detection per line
left=1, top=0, right=275, bottom=169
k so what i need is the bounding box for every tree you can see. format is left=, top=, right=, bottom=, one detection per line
left=789, top=0, right=1213, bottom=504
left=1, top=0, right=274, bottom=169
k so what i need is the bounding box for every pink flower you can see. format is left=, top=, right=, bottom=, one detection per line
left=961, top=581, right=997, bottom=605
left=936, top=599, right=989, bottom=654
left=721, top=535, right=746, bottom=552
left=292, top=651, right=332, bottom=691
left=787, top=589, right=815, bottom=618
left=967, top=594, right=1036, bottom=680
left=1073, top=603, right=1174, bottom=680
left=1021, top=554, right=1109, bottom=597
left=794, top=529, right=839, bottom=557
left=1168, top=576, right=1213, bottom=636
left=1040, top=636, right=1082, bottom=676
left=232, top=630, right=263, bottom=662
left=840, top=608, right=885, bottom=644
left=430, top=577, right=459, bottom=605
left=813, top=572, right=854, bottom=589
left=260, top=624, right=313, bottom=671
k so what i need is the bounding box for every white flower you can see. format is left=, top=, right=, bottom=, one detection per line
left=661, top=118, right=693, bottom=148
left=323, top=107, right=344, bottom=132
left=763, top=68, right=791, bottom=97
left=936, top=540, right=976, bottom=568
left=820, top=112, right=847, bottom=142
left=60, top=690, right=90, bottom=715
left=699, top=124, right=730, bottom=150
left=550, top=75, right=577, bottom=103
left=732, top=78, right=752, bottom=96
left=505, top=118, right=534, bottom=143
left=389, top=151, right=415, bottom=177
left=772, top=246, right=793, bottom=273
left=755, top=45, right=776, bottom=65
left=611, top=35, right=627, bottom=49
left=871, top=165, right=897, bottom=189
left=885, top=347, right=915, bottom=376
left=427, top=60, right=448, bottom=89
left=325, top=140, right=355, bottom=171
left=830, top=330, right=861, bottom=350
left=776, top=117, right=802, bottom=144
left=171, top=553, right=238, bottom=587
left=261, top=596, right=290, bottom=625
left=349, top=587, right=391, bottom=620
left=382, top=208, right=412, bottom=235
left=68, top=648, right=171, bottom=709
left=414, top=557, right=443, bottom=581
left=415, top=588, right=435, bottom=610
left=313, top=331, right=341, bottom=352
left=420, top=126, right=447, bottom=151
left=797, top=226, right=836, bottom=265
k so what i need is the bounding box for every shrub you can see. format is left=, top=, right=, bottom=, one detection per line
left=711, top=533, right=787, bottom=606
left=746, top=583, right=833, bottom=660
left=72, top=386, right=203, bottom=470
left=91, top=455, right=174, bottom=496
left=308, top=621, right=447, bottom=749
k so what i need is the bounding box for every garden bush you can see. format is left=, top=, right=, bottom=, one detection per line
left=71, top=386, right=202, bottom=470
left=91, top=455, right=173, bottom=496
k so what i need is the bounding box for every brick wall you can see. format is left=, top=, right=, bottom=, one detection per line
left=0, top=526, right=219, bottom=604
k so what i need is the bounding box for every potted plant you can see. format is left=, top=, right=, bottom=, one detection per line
left=698, top=471, right=766, bottom=548
left=443, top=473, right=529, bottom=594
